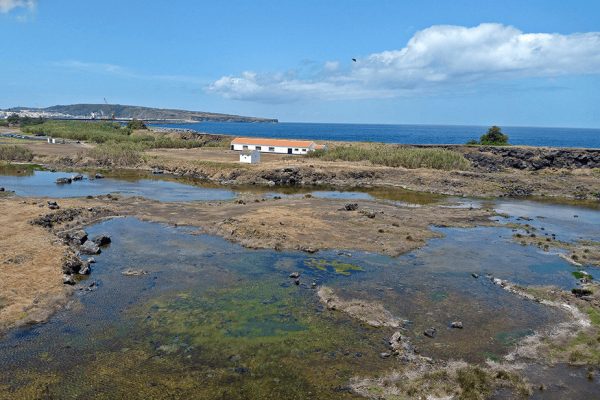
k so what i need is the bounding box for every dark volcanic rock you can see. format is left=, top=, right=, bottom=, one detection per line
left=92, top=234, right=111, bottom=247
left=424, top=327, right=437, bottom=338
left=55, top=177, right=72, bottom=184
left=80, top=240, right=101, bottom=255
left=69, top=230, right=88, bottom=245
left=62, top=257, right=83, bottom=274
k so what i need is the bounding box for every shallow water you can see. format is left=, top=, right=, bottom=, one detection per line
left=0, top=164, right=445, bottom=205
left=0, top=212, right=595, bottom=398
left=0, top=168, right=237, bottom=202
left=495, top=199, right=600, bottom=242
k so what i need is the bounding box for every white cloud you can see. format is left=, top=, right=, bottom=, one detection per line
left=207, top=23, right=600, bottom=102
left=53, top=60, right=206, bottom=84
left=0, top=0, right=36, bottom=13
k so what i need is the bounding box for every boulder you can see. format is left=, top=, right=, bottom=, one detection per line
left=79, top=262, right=91, bottom=275
left=94, top=173, right=104, bottom=179
left=344, top=203, right=358, bottom=211
left=92, top=234, right=111, bottom=247
left=63, top=274, right=76, bottom=285
left=80, top=240, right=101, bottom=255
left=56, top=177, right=72, bottom=185
left=289, top=272, right=300, bottom=279
left=72, top=174, right=84, bottom=181
left=424, top=327, right=437, bottom=338
left=450, top=321, right=463, bottom=329
left=69, top=230, right=88, bottom=245
left=62, top=257, right=83, bottom=274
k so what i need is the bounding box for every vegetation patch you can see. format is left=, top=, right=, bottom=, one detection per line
left=304, top=258, right=364, bottom=275
left=22, top=120, right=222, bottom=149
left=467, top=125, right=510, bottom=146
left=307, top=143, right=470, bottom=170
left=87, top=142, right=145, bottom=167
left=0, top=145, right=34, bottom=162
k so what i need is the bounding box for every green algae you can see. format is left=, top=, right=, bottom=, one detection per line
left=573, top=271, right=593, bottom=280
left=5, top=280, right=387, bottom=399
left=304, top=258, right=364, bottom=276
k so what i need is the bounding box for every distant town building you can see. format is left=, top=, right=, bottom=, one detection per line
left=239, top=150, right=261, bottom=164
left=230, top=137, right=325, bottom=155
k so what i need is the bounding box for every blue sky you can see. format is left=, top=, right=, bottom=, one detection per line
left=1, top=0, right=600, bottom=127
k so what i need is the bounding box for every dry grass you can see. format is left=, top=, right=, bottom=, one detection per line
left=0, top=145, right=34, bottom=161
left=0, top=198, right=69, bottom=333
left=307, top=143, right=470, bottom=170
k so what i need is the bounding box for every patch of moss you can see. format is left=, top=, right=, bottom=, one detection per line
left=304, top=258, right=364, bottom=276
left=572, top=271, right=593, bottom=280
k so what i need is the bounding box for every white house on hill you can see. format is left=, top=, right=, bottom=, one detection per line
left=230, top=137, right=325, bottom=155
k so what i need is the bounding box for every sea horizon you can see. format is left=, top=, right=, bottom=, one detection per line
left=151, top=121, right=600, bottom=149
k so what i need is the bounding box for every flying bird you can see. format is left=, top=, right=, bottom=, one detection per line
left=352, top=58, right=357, bottom=62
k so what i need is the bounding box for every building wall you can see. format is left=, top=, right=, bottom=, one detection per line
left=232, top=143, right=314, bottom=155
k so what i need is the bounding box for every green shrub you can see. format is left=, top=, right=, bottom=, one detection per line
left=0, top=145, right=34, bottom=161
left=307, top=144, right=470, bottom=170
left=87, top=142, right=144, bottom=167
left=126, top=119, right=147, bottom=130
left=0, top=119, right=8, bottom=127
left=467, top=126, right=509, bottom=146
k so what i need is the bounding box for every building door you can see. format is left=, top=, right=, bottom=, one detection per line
left=287, top=148, right=292, bottom=154
left=230, top=145, right=234, bottom=150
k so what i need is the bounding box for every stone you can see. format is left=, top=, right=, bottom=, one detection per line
left=311, top=282, right=317, bottom=289
left=80, top=240, right=101, bottom=255
left=294, top=279, right=300, bottom=286
left=424, top=327, right=437, bottom=338
left=450, top=321, right=463, bottom=329
left=344, top=203, right=358, bottom=211
left=0, top=187, right=4, bottom=192
left=471, top=273, right=479, bottom=278
left=56, top=177, right=72, bottom=184
left=379, top=352, right=391, bottom=359
left=152, top=168, right=164, bottom=175
left=62, top=257, right=83, bottom=274
left=79, top=262, right=91, bottom=275
left=122, top=268, right=149, bottom=276
left=63, top=274, right=76, bottom=285
left=92, top=234, right=111, bottom=247
left=87, top=257, right=96, bottom=264
left=72, top=174, right=84, bottom=181
left=47, top=201, right=58, bottom=207
left=48, top=204, right=60, bottom=210
left=94, top=173, right=104, bottom=179
left=289, top=272, right=300, bottom=279
left=69, top=230, right=88, bottom=245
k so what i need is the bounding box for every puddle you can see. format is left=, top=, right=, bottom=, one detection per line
left=0, top=168, right=236, bottom=202
left=495, top=199, right=600, bottom=242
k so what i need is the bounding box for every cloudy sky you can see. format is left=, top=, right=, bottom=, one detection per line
left=1, top=0, right=600, bottom=127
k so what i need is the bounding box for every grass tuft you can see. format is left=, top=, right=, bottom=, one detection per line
left=0, top=145, right=34, bottom=162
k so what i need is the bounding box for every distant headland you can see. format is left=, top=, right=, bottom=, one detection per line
left=0, top=104, right=278, bottom=124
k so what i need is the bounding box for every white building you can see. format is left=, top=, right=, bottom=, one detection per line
left=239, top=150, right=261, bottom=164
left=231, top=137, right=325, bottom=155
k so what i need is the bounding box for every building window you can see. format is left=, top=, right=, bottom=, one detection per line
left=269, top=147, right=275, bottom=152
left=294, top=148, right=299, bottom=152
left=256, top=146, right=262, bottom=150
left=302, top=149, right=307, bottom=152
left=242, top=145, right=248, bottom=150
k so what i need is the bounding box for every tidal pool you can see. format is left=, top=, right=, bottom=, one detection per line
left=0, top=167, right=236, bottom=202
left=0, top=211, right=592, bottom=399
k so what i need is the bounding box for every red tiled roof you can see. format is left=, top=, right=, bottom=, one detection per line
left=231, top=137, right=316, bottom=148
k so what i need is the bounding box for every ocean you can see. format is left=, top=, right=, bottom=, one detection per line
left=150, top=122, right=600, bottom=149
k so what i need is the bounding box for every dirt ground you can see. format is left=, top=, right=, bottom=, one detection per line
left=0, top=198, right=72, bottom=333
